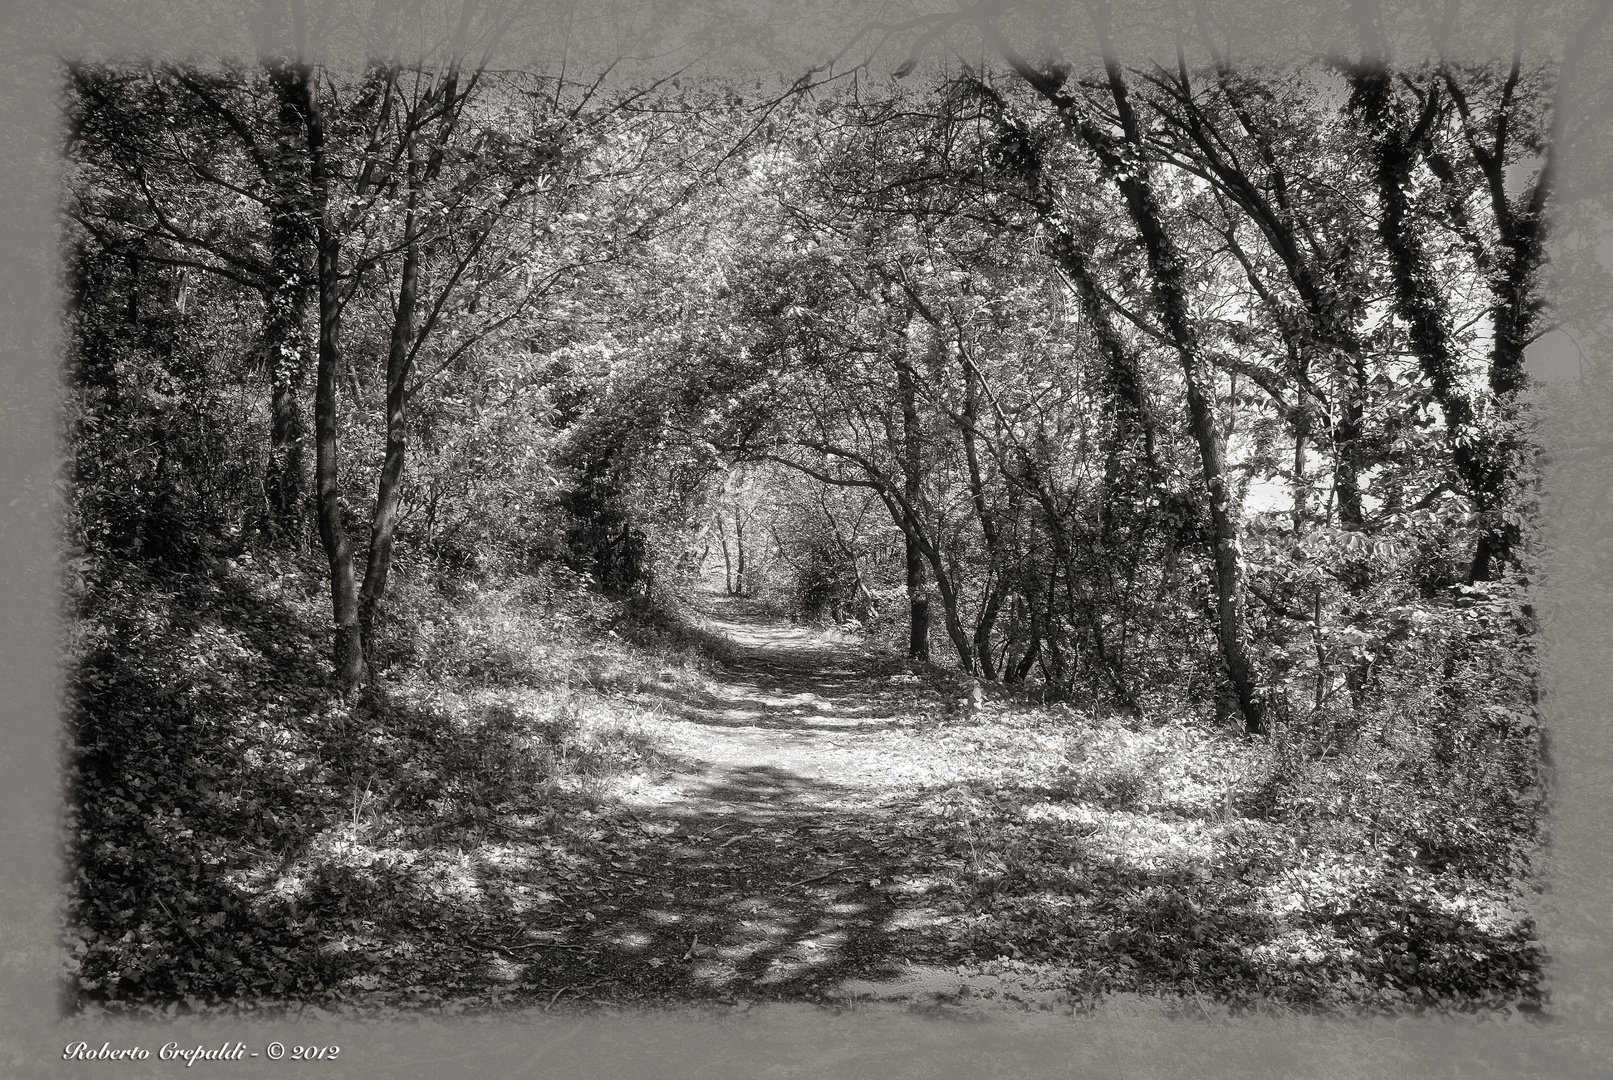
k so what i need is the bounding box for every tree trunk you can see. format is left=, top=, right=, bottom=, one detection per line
left=960, top=352, right=1003, bottom=678
left=898, top=358, right=930, bottom=661
left=1346, top=13, right=1505, bottom=580
left=924, top=541, right=977, bottom=671
left=295, top=49, right=363, bottom=695
left=1010, top=603, right=1042, bottom=684
left=357, top=165, right=419, bottom=665
left=1071, top=4, right=1264, bottom=731
left=974, top=587, right=1003, bottom=681
left=1332, top=359, right=1368, bottom=529
left=262, top=274, right=309, bottom=544
left=905, top=533, right=930, bottom=660
left=261, top=60, right=314, bottom=545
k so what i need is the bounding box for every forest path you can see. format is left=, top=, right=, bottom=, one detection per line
left=629, top=594, right=935, bottom=814
left=513, top=594, right=1017, bottom=1012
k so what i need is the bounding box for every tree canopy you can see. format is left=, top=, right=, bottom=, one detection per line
left=57, top=0, right=1613, bottom=1022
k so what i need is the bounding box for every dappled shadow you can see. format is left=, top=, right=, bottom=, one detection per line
left=65, top=575, right=1543, bottom=1018
left=64, top=558, right=702, bottom=1009
left=443, top=758, right=964, bottom=1008
left=636, top=677, right=915, bottom=734
left=617, top=597, right=935, bottom=738
left=65, top=557, right=392, bottom=1003
left=422, top=596, right=1543, bottom=1015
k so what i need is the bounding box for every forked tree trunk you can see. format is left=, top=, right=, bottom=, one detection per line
left=986, top=4, right=1265, bottom=731
left=357, top=163, right=419, bottom=663
left=295, top=47, right=364, bottom=695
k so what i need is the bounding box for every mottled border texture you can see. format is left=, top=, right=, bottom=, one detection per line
left=5, top=0, right=1609, bottom=1076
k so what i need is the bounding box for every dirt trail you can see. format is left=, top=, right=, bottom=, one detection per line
left=511, top=595, right=1031, bottom=1012
left=630, top=596, right=930, bottom=812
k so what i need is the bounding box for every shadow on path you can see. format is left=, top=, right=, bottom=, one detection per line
left=456, top=596, right=984, bottom=1009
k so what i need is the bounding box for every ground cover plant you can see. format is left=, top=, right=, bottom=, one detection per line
left=65, top=576, right=1544, bottom=1018
left=63, top=556, right=703, bottom=1012
left=57, top=0, right=1606, bottom=1028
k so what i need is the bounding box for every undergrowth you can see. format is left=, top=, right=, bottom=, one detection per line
left=62, top=551, right=698, bottom=1014
left=61, top=554, right=1546, bottom=1020
left=896, top=694, right=1544, bottom=1015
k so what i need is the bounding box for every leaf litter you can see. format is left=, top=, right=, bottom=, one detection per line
left=65, top=572, right=1542, bottom=1019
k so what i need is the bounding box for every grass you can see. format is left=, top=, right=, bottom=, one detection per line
left=879, top=702, right=1542, bottom=1014
left=62, top=551, right=705, bottom=1016
left=60, top=553, right=1546, bottom=1020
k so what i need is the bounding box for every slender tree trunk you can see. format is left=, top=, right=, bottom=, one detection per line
left=734, top=512, right=746, bottom=596
left=1291, top=416, right=1310, bottom=532
left=716, top=515, right=733, bottom=594
left=1099, top=11, right=1259, bottom=730
left=1332, top=358, right=1368, bottom=529
left=921, top=538, right=976, bottom=671
left=974, top=587, right=1003, bottom=681
left=295, top=48, right=363, bottom=695
left=1010, top=601, right=1042, bottom=684
left=898, top=359, right=930, bottom=661
left=357, top=162, right=419, bottom=664
left=899, top=277, right=1016, bottom=676
left=960, top=352, right=1004, bottom=679
left=877, top=482, right=983, bottom=673
left=124, top=253, right=141, bottom=329
left=262, top=277, right=310, bottom=543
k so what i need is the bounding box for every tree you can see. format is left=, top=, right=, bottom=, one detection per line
left=966, top=4, right=1266, bottom=730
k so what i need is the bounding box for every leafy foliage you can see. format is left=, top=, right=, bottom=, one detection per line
left=56, top=1, right=1574, bottom=1021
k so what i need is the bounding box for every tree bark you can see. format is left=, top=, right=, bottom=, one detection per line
left=1347, top=4, right=1510, bottom=579
left=987, top=4, right=1264, bottom=731
left=960, top=349, right=1004, bottom=679
left=716, top=514, right=734, bottom=594
left=1094, top=4, right=1263, bottom=731
left=293, top=43, right=364, bottom=695
left=357, top=149, right=419, bottom=663
left=261, top=60, right=314, bottom=545
left=897, top=358, right=931, bottom=661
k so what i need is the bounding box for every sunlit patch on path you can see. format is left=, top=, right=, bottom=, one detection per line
left=140, top=586, right=1538, bottom=1019
left=446, top=593, right=1541, bottom=1018
left=461, top=594, right=988, bottom=1009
